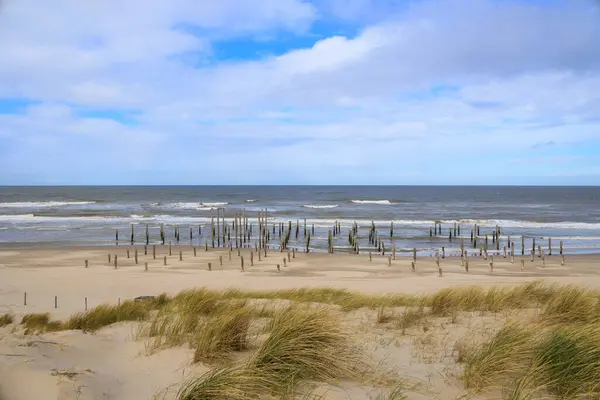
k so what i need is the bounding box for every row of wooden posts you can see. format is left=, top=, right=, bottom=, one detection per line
left=114, top=212, right=567, bottom=259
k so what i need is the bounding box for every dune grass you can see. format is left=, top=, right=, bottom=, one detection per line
left=193, top=304, right=253, bottom=362
left=0, top=313, right=14, bottom=327
left=66, top=299, right=152, bottom=331
left=396, top=307, right=427, bottom=334
left=461, top=321, right=535, bottom=390
left=21, top=313, right=64, bottom=333
left=177, top=304, right=367, bottom=399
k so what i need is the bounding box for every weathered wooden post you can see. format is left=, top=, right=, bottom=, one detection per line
left=392, top=245, right=396, bottom=260
left=145, top=262, right=148, bottom=271
left=108, top=254, right=111, bottom=264
left=413, top=248, right=417, bottom=263
left=283, top=257, right=287, bottom=268
left=277, top=264, right=280, bottom=272
left=489, top=256, right=494, bottom=272
left=369, top=251, right=372, bottom=262
left=153, top=245, right=156, bottom=259
left=292, top=248, right=295, bottom=258
left=442, top=247, right=445, bottom=259
left=530, top=250, right=534, bottom=262
left=208, top=262, right=212, bottom=271
left=538, top=245, right=542, bottom=258
left=55, top=296, right=57, bottom=309
left=241, top=256, right=244, bottom=271
left=387, top=256, right=391, bottom=266
left=126, top=249, right=130, bottom=259
left=503, top=246, right=507, bottom=258
left=561, top=254, right=565, bottom=266
left=130, top=224, right=134, bottom=245
left=116, top=229, right=119, bottom=245
left=160, top=224, right=165, bottom=245
left=24, top=292, right=27, bottom=306
left=179, top=251, right=183, bottom=261
left=548, top=238, right=552, bottom=256
left=164, top=256, right=167, bottom=266
left=135, top=249, right=138, bottom=264
left=85, top=259, right=88, bottom=268
left=522, top=236, right=525, bottom=255
left=169, top=241, right=172, bottom=256
left=85, top=297, right=88, bottom=311
left=250, top=251, right=254, bottom=266
left=465, top=259, right=469, bottom=273
left=114, top=254, right=118, bottom=269
left=146, top=224, right=149, bottom=245
left=435, top=252, right=440, bottom=269
left=411, top=261, right=416, bottom=272
left=560, top=240, right=563, bottom=255
left=205, top=241, right=208, bottom=251
left=193, top=247, right=197, bottom=257
left=521, top=260, right=525, bottom=270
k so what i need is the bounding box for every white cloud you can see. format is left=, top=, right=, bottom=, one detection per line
left=0, top=0, right=599, bottom=184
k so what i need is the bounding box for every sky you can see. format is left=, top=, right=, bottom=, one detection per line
left=0, top=0, right=600, bottom=185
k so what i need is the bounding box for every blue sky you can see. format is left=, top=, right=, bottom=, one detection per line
left=1, top=0, right=600, bottom=185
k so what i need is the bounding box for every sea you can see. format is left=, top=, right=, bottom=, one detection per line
left=1, top=186, right=599, bottom=255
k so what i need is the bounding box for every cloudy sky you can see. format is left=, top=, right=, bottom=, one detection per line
left=0, top=0, right=599, bottom=185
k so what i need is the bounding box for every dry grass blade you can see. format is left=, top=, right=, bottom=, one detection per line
left=541, top=285, right=600, bottom=324
left=66, top=300, right=150, bottom=331
left=193, top=305, right=252, bottom=362
left=0, top=313, right=14, bottom=327
left=247, top=304, right=365, bottom=394
left=177, top=364, right=276, bottom=400
left=21, top=313, right=64, bottom=333
left=461, top=321, right=535, bottom=390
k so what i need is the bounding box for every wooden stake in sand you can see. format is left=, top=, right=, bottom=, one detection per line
left=413, top=248, right=417, bottom=263
left=193, top=247, right=197, bottom=257
left=250, top=251, right=254, bottom=266
left=134, top=249, right=138, bottom=264
left=114, top=255, right=118, bottom=269
left=561, top=254, right=565, bottom=266
left=292, top=248, right=296, bottom=258
left=144, top=245, right=147, bottom=255
left=145, top=262, right=148, bottom=271
left=548, top=238, right=552, bottom=256
left=179, top=251, right=183, bottom=261
left=146, top=224, right=149, bottom=245
left=116, top=229, right=119, bottom=245
left=153, top=245, right=156, bottom=259
left=164, top=256, right=167, bottom=266
left=208, top=263, right=212, bottom=271
left=85, top=297, right=88, bottom=311
left=560, top=240, right=563, bottom=255
left=108, top=254, right=111, bottom=264
left=465, top=259, right=469, bottom=273
left=283, top=258, right=287, bottom=268
left=277, top=264, right=280, bottom=272
left=522, top=236, right=525, bottom=255
left=411, top=261, right=416, bottom=272
left=127, top=249, right=130, bottom=259
left=392, top=245, right=396, bottom=260
left=241, top=256, right=244, bottom=271
left=24, top=292, right=27, bottom=306
left=503, top=246, right=507, bottom=258
left=85, top=260, right=88, bottom=268
left=530, top=251, right=534, bottom=262
left=369, top=252, right=372, bottom=262
left=521, top=260, right=525, bottom=271
left=489, top=256, right=494, bottom=273
left=55, top=296, right=57, bottom=309
left=220, top=255, right=223, bottom=266
left=130, top=224, right=134, bottom=245
left=387, top=256, right=391, bottom=266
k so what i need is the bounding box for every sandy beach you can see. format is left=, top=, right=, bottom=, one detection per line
left=1, top=245, right=600, bottom=399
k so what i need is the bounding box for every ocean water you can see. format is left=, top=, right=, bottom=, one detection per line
left=1, top=186, right=599, bottom=255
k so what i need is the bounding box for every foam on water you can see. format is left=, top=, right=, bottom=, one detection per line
left=350, top=200, right=392, bottom=205
left=303, top=204, right=339, bottom=209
